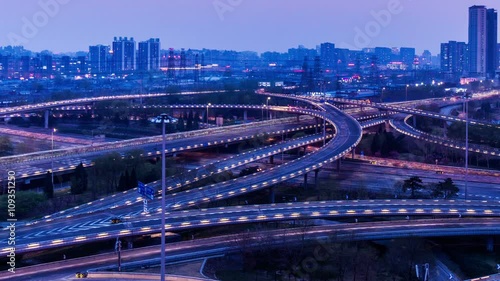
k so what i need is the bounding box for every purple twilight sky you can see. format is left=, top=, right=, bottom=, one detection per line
left=0, top=0, right=499, bottom=55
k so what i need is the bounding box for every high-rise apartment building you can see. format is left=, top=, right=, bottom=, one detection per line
left=137, top=38, right=160, bottom=71
left=320, top=42, right=336, bottom=71
left=89, top=45, right=109, bottom=74
left=441, top=41, right=467, bottom=75
left=400, top=47, right=416, bottom=69
left=112, top=37, right=136, bottom=73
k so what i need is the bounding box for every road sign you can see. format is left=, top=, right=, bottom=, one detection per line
left=138, top=181, right=155, bottom=200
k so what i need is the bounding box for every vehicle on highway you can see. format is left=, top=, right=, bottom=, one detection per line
left=110, top=217, right=123, bottom=224
left=239, top=165, right=263, bottom=177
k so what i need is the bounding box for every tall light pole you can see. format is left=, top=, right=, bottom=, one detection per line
left=160, top=113, right=168, bottom=281
left=405, top=84, right=409, bottom=101
left=381, top=87, right=385, bottom=102
left=51, top=128, right=56, bottom=185
left=322, top=111, right=326, bottom=146
left=266, top=97, right=271, bottom=120
left=464, top=94, right=470, bottom=200
left=206, top=103, right=211, bottom=125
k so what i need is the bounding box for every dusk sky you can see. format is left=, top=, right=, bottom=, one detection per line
left=1, top=0, right=499, bottom=55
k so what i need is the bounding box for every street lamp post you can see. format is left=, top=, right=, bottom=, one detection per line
left=206, top=103, right=211, bottom=125
left=405, top=84, right=409, bottom=101
left=464, top=94, right=470, bottom=200
left=266, top=97, right=271, bottom=120
left=160, top=113, right=168, bottom=281
left=51, top=128, right=56, bottom=185
left=323, top=111, right=326, bottom=146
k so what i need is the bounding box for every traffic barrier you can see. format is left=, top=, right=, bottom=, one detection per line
left=86, top=271, right=214, bottom=280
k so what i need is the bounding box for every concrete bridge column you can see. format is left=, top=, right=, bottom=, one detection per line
left=126, top=238, right=133, bottom=249
left=44, top=109, right=50, bottom=129
left=303, top=173, right=308, bottom=189
left=296, top=115, right=300, bottom=122
left=315, top=117, right=319, bottom=133
left=269, top=187, right=275, bottom=204
left=314, top=169, right=319, bottom=189
left=413, top=116, right=417, bottom=128
left=442, top=120, right=447, bottom=137
left=487, top=237, right=494, bottom=252
left=336, top=159, right=341, bottom=172
left=385, top=120, right=391, bottom=131
left=243, top=110, right=247, bottom=121
left=351, top=148, right=355, bottom=159
left=270, top=155, right=274, bottom=164
left=92, top=101, right=96, bottom=117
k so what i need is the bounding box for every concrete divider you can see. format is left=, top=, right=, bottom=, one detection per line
left=87, top=271, right=215, bottom=281
left=464, top=273, right=500, bottom=281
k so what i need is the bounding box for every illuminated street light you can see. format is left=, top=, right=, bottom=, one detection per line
left=463, top=93, right=471, bottom=200
left=406, top=84, right=409, bottom=101
left=206, top=103, right=211, bottom=125
left=266, top=97, right=271, bottom=120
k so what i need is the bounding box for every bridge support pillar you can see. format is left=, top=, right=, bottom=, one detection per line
left=315, top=117, right=319, bottom=133
left=385, top=120, right=391, bottom=131
left=296, top=115, right=300, bottom=122
left=270, top=155, right=274, bottom=165
left=126, top=238, right=133, bottom=249
left=314, top=169, right=319, bottom=189
left=303, top=173, right=308, bottom=189
left=92, top=102, right=96, bottom=117
left=443, top=120, right=447, bottom=137
left=487, top=237, right=494, bottom=252
left=351, top=148, right=355, bottom=159
left=336, top=159, right=341, bottom=172
left=243, top=110, right=247, bottom=121
left=44, top=109, right=50, bottom=129
left=413, top=115, right=417, bottom=128
left=269, top=187, right=275, bottom=203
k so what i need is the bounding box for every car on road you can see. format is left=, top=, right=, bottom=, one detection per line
left=110, top=217, right=123, bottom=224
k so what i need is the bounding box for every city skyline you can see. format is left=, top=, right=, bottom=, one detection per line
left=1, top=0, right=499, bottom=55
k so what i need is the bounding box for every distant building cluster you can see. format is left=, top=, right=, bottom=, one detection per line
left=0, top=5, right=497, bottom=89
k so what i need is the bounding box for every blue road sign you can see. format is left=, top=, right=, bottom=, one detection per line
left=138, top=181, right=154, bottom=200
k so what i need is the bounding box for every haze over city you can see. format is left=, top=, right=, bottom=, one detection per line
left=1, top=0, right=499, bottom=54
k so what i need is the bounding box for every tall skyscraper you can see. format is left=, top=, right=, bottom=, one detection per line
left=469, top=5, right=497, bottom=77
left=137, top=38, right=160, bottom=72
left=112, top=37, right=136, bottom=73
left=320, top=42, right=336, bottom=71
left=486, top=8, right=498, bottom=77
left=89, top=45, right=109, bottom=74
